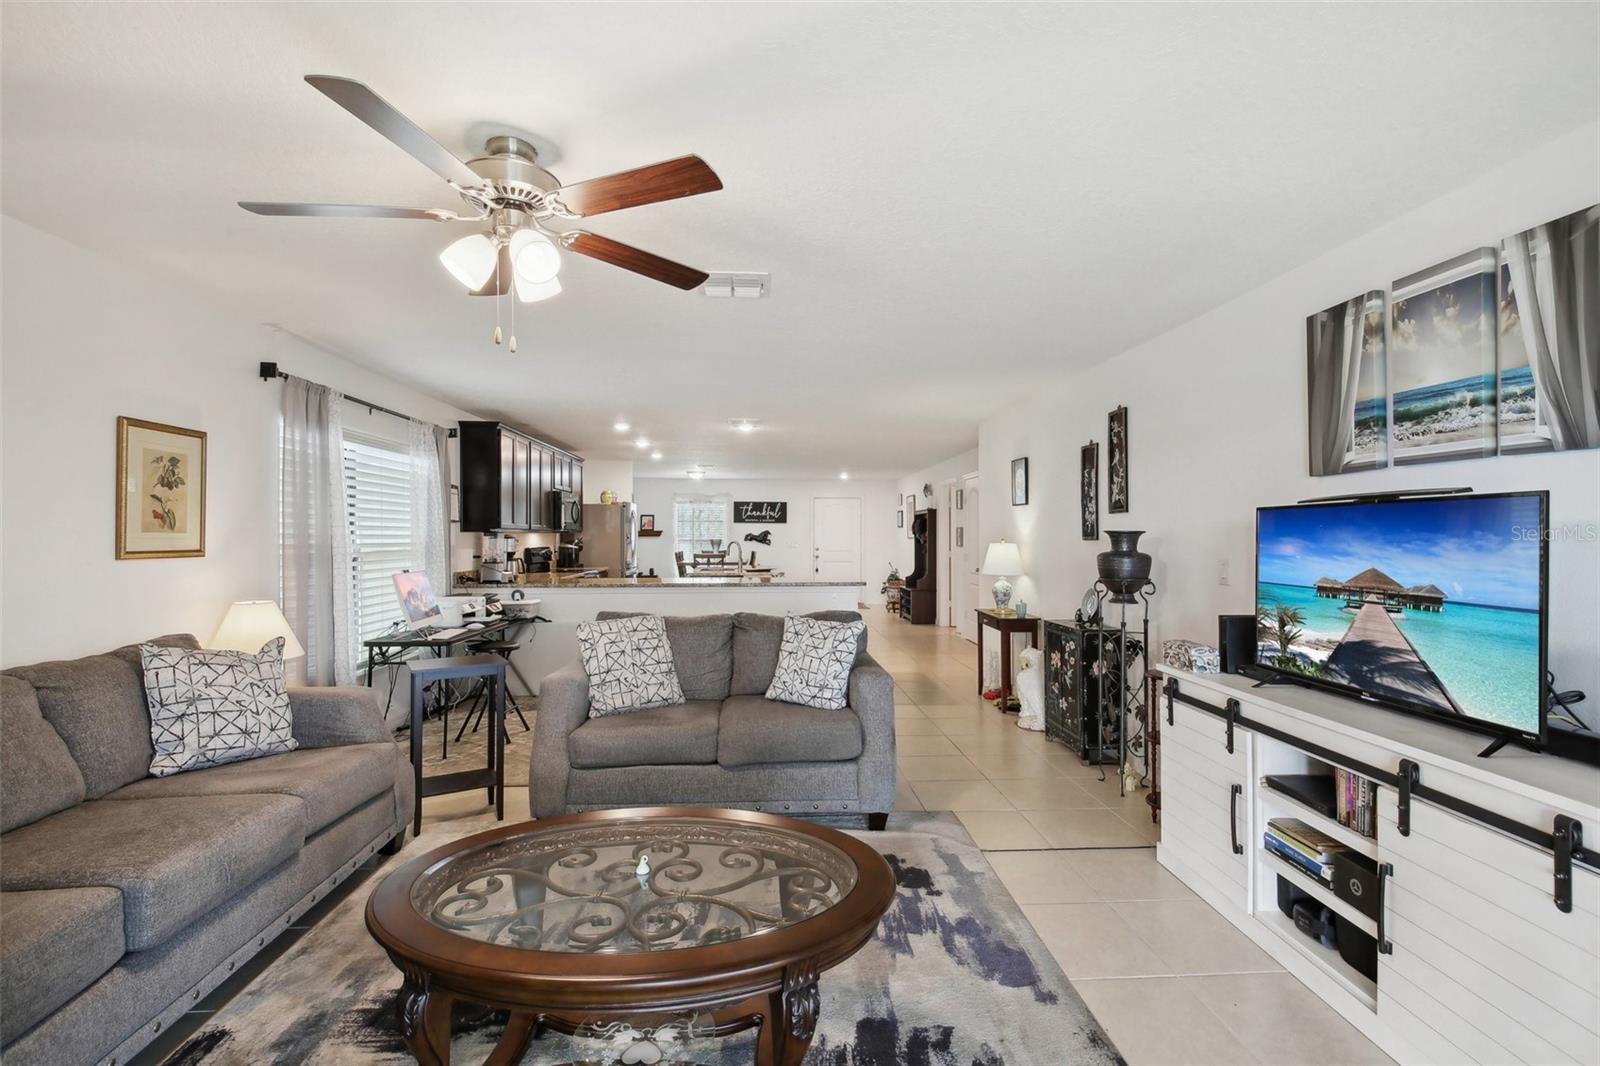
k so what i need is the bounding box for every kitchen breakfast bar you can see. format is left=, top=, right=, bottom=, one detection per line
left=451, top=576, right=868, bottom=697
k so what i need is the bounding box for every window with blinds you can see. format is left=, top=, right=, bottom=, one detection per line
left=672, top=496, right=730, bottom=558
left=342, top=431, right=421, bottom=663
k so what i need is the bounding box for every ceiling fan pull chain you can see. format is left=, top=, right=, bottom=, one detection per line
left=492, top=247, right=503, bottom=346
left=509, top=281, right=519, bottom=353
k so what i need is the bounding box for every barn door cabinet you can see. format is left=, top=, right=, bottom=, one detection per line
left=458, top=421, right=583, bottom=533
left=1156, top=669, right=1600, bottom=1065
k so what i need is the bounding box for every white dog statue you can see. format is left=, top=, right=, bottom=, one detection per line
left=1015, top=647, right=1045, bottom=732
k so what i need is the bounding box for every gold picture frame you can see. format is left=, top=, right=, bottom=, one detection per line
left=116, top=416, right=207, bottom=559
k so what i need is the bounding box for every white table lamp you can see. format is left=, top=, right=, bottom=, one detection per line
left=982, top=541, right=1024, bottom=615
left=211, top=600, right=305, bottom=659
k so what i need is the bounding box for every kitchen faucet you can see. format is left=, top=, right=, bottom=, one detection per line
left=725, top=542, right=745, bottom=572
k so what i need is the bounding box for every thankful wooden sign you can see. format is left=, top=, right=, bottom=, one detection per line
left=734, top=501, right=787, bottom=523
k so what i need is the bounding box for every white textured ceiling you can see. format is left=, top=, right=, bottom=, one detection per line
left=4, top=3, right=1597, bottom=478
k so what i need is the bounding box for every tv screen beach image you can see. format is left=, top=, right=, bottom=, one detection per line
left=1256, top=496, right=1543, bottom=735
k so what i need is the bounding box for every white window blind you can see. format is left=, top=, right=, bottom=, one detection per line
left=673, top=496, right=731, bottom=558
left=342, top=431, right=421, bottom=663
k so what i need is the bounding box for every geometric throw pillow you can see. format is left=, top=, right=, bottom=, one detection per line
left=765, top=614, right=867, bottom=710
left=140, top=638, right=298, bottom=777
left=576, top=615, right=685, bottom=717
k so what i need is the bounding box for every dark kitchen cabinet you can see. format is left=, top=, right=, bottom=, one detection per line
left=458, top=421, right=583, bottom=533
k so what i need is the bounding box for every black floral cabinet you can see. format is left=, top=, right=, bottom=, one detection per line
left=1043, top=620, right=1140, bottom=765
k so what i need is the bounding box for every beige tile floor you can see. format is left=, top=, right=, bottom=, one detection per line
left=416, top=606, right=1391, bottom=1066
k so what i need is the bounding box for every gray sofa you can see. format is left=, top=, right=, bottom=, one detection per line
left=532, top=611, right=895, bottom=826
left=0, top=634, right=412, bottom=1066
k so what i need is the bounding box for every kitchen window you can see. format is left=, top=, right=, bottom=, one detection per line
left=673, top=496, right=731, bottom=558
left=343, top=430, right=422, bottom=663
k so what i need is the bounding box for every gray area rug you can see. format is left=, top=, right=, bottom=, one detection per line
left=165, top=813, right=1122, bottom=1066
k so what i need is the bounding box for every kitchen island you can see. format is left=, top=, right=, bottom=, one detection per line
left=452, top=576, right=867, bottom=695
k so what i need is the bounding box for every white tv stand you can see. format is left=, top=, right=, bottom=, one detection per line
left=1155, top=669, right=1599, bottom=1066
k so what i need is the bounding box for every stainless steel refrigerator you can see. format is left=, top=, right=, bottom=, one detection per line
left=579, top=502, right=638, bottom=576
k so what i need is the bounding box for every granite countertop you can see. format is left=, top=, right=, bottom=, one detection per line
left=455, top=575, right=865, bottom=591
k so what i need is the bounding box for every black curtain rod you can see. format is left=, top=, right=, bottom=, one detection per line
left=259, top=362, right=456, bottom=437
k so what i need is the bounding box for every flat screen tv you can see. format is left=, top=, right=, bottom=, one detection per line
left=1254, top=491, right=1548, bottom=743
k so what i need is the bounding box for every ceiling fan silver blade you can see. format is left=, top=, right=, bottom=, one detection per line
left=304, top=75, right=481, bottom=187
left=237, top=202, right=451, bottom=220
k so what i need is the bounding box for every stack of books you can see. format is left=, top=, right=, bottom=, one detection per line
left=1264, top=817, right=1349, bottom=883
left=1334, top=768, right=1377, bottom=838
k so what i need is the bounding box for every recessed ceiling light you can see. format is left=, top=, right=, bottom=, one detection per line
left=839, top=471, right=850, bottom=480
left=634, top=437, right=650, bottom=449
left=650, top=450, right=663, bottom=460
left=687, top=468, right=705, bottom=480
left=613, top=420, right=631, bottom=432
left=729, top=418, right=760, bottom=433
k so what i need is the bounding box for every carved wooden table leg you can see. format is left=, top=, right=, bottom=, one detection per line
left=399, top=979, right=454, bottom=1066
left=484, top=1012, right=540, bottom=1066
left=757, top=960, right=819, bottom=1066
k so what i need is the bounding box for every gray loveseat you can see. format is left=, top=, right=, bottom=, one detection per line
left=532, top=611, right=895, bottom=826
left=0, top=634, right=412, bottom=1066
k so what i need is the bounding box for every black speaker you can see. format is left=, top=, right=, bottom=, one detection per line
left=1218, top=614, right=1257, bottom=674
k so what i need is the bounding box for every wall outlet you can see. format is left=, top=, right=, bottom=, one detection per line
left=1218, top=559, right=1231, bottom=586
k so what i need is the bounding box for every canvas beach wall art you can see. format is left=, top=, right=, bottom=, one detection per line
left=1498, top=203, right=1600, bottom=454
left=1389, top=249, right=1500, bottom=465
left=1307, top=291, right=1388, bottom=475
left=116, top=416, right=206, bottom=558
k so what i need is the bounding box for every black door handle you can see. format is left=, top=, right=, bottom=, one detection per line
left=1229, top=783, right=1244, bottom=855
left=1377, top=862, right=1394, bottom=954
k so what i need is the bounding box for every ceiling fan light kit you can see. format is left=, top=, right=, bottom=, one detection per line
left=240, top=75, right=725, bottom=346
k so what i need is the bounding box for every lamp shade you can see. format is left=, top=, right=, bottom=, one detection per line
left=982, top=541, right=1023, bottom=577
left=211, top=600, right=304, bottom=659
left=438, top=233, right=498, bottom=290
left=510, top=229, right=562, bottom=284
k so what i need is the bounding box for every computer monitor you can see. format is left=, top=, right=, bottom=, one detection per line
left=393, top=571, right=441, bottom=627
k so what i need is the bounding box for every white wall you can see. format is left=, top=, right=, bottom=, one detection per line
left=978, top=122, right=1600, bottom=703
left=632, top=477, right=898, bottom=588
left=895, top=447, right=980, bottom=573
left=581, top=459, right=634, bottom=504
left=1, top=216, right=480, bottom=666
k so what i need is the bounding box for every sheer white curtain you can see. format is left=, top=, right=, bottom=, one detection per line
left=280, top=378, right=354, bottom=684
left=408, top=419, right=450, bottom=594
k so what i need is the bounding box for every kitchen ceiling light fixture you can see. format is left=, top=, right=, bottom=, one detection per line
left=839, top=471, right=850, bottom=480
left=239, top=76, right=727, bottom=348
left=729, top=418, right=760, bottom=433
left=613, top=420, right=631, bottom=432
left=687, top=468, right=705, bottom=480
left=650, top=450, right=663, bottom=460
left=634, top=437, right=651, bottom=449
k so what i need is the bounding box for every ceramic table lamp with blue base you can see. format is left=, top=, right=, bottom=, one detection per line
left=982, top=541, right=1024, bottom=615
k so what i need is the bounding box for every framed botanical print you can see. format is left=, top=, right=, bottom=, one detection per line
left=116, top=416, right=206, bottom=559
left=1108, top=406, right=1129, bottom=512
left=905, top=493, right=917, bottom=539
left=1080, top=442, right=1099, bottom=540
left=1011, top=457, right=1029, bottom=506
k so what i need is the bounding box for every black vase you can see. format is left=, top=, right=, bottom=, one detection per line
left=1097, top=530, right=1152, bottom=604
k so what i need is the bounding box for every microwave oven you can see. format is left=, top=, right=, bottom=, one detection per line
left=551, top=490, right=582, bottom=531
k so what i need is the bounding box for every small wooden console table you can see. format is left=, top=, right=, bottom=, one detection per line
left=976, top=609, right=1040, bottom=711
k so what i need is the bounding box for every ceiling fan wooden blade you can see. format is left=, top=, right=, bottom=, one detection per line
left=238, top=202, right=448, bottom=220
left=469, top=244, right=514, bottom=296
left=565, top=231, right=709, bottom=290
left=555, top=156, right=722, bottom=217
left=304, top=75, right=482, bottom=187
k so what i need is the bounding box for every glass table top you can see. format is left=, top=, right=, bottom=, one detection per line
left=411, top=817, right=859, bottom=954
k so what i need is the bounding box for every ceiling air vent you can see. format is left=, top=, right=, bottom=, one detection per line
left=702, top=272, right=770, bottom=298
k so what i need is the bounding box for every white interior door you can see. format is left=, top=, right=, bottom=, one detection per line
left=812, top=497, right=862, bottom=582
left=956, top=474, right=979, bottom=643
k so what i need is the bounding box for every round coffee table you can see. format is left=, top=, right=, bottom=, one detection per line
left=366, top=806, right=896, bottom=1066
